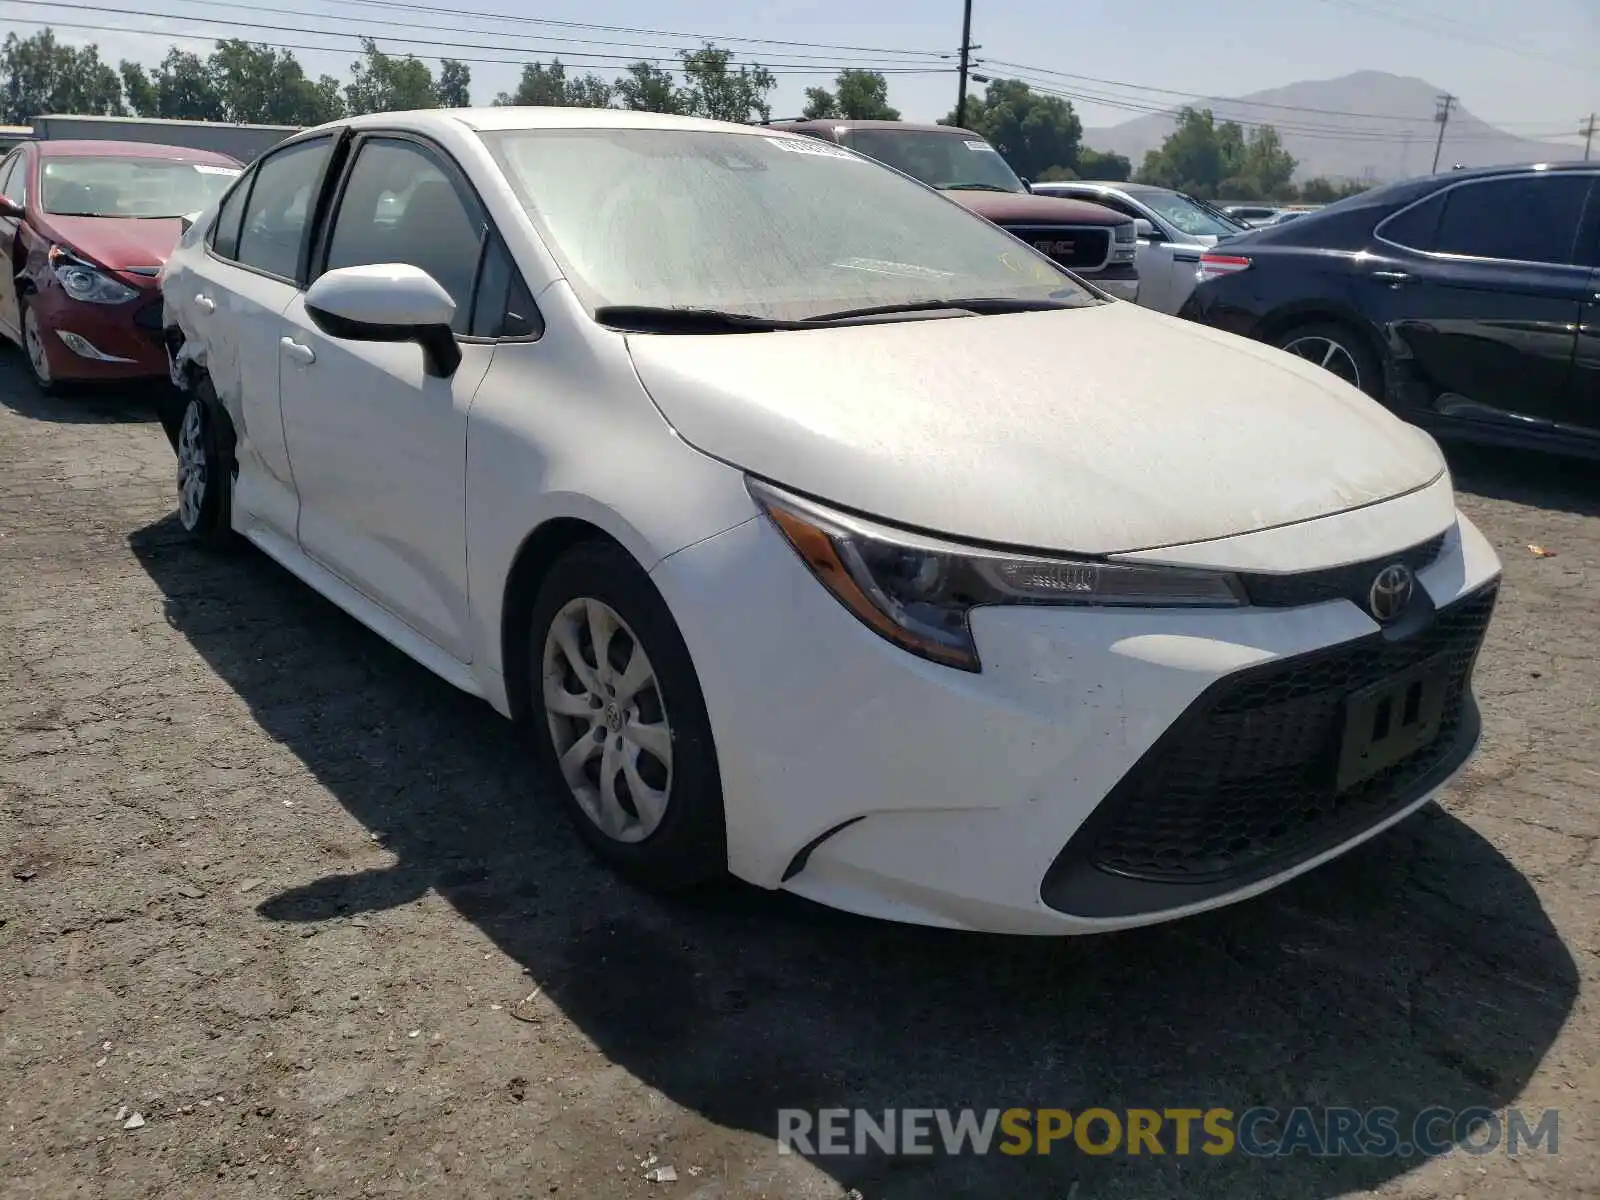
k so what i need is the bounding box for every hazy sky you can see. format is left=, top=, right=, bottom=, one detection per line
left=18, top=0, right=1599, bottom=149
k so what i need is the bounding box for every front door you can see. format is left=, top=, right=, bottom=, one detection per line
left=277, top=134, right=492, bottom=661
left=0, top=150, right=26, bottom=341
left=1368, top=171, right=1593, bottom=434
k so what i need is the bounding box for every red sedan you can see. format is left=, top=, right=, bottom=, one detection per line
left=0, top=139, right=242, bottom=392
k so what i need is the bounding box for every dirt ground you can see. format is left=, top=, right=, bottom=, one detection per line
left=1, top=351, right=1596, bottom=1200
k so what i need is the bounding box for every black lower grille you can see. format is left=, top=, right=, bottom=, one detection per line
left=1240, top=532, right=1447, bottom=608
left=133, top=298, right=165, bottom=339
left=1042, top=582, right=1497, bottom=916
left=1006, top=225, right=1112, bottom=270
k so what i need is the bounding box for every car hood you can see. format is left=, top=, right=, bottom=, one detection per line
left=626, top=304, right=1445, bottom=555
left=37, top=214, right=182, bottom=273
left=944, top=190, right=1127, bottom=226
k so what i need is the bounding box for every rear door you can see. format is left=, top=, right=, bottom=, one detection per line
left=0, top=149, right=24, bottom=340
left=1372, top=170, right=1592, bottom=433
left=1566, top=179, right=1600, bottom=434
left=186, top=134, right=339, bottom=541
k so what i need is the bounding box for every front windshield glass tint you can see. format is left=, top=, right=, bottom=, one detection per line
left=42, top=157, right=242, bottom=218
left=481, top=128, right=1096, bottom=321
left=1141, top=191, right=1246, bottom=238
left=841, top=128, right=1025, bottom=192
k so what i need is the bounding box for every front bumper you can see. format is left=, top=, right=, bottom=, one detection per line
left=32, top=285, right=168, bottom=382
left=650, top=500, right=1502, bottom=935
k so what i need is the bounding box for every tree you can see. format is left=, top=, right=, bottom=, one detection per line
left=801, top=69, right=899, bottom=121
left=1136, top=107, right=1297, bottom=200
left=1076, top=146, right=1132, bottom=182
left=120, top=49, right=224, bottom=121
left=940, top=78, right=1081, bottom=182
left=677, top=43, right=774, bottom=123
left=613, top=61, right=681, bottom=113
left=209, top=40, right=343, bottom=125
left=2, top=29, right=124, bottom=124
left=436, top=59, right=471, bottom=108
left=495, top=59, right=612, bottom=108
left=345, top=39, right=437, bottom=115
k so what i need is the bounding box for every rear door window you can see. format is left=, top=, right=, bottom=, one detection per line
left=209, top=171, right=252, bottom=260
left=236, top=136, right=333, bottom=281
left=1429, top=174, right=1590, bottom=265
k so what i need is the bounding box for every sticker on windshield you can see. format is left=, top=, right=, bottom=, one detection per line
left=192, top=164, right=242, bottom=176
left=765, top=136, right=857, bottom=160
left=964, top=140, right=1000, bottom=153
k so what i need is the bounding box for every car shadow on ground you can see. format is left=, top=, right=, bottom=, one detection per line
left=129, top=515, right=1578, bottom=1199
left=1445, top=441, right=1600, bottom=519
left=0, top=348, right=169, bottom=427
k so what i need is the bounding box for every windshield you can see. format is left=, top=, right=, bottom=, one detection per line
left=41, top=157, right=241, bottom=218
left=838, top=128, right=1025, bottom=193
left=480, top=128, right=1096, bottom=322
left=1140, top=191, right=1248, bottom=238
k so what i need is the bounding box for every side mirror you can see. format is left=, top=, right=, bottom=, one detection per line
left=1133, top=217, right=1160, bottom=241
left=304, top=263, right=461, bottom=378
left=0, top=193, right=22, bottom=221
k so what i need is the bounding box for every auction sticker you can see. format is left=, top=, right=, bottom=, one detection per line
left=766, top=137, right=858, bottom=160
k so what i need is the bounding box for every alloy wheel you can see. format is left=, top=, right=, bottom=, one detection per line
left=1280, top=334, right=1362, bottom=390
left=541, top=596, right=674, bottom=843
left=22, top=306, right=51, bottom=386
left=176, top=400, right=208, bottom=531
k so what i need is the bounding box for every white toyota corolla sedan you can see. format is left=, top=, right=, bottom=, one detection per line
left=158, top=107, right=1502, bottom=935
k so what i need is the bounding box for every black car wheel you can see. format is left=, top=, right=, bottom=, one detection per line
left=1275, top=322, right=1382, bottom=399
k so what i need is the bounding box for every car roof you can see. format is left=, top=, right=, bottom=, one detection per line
left=297, top=106, right=807, bottom=140
left=767, top=119, right=977, bottom=137
left=34, top=139, right=240, bottom=165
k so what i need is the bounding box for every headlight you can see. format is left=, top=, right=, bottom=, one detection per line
left=1113, top=222, right=1136, bottom=243
left=748, top=479, right=1246, bottom=672
left=50, top=245, right=139, bottom=305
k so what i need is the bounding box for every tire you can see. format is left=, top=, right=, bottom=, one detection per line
left=174, top=379, right=236, bottom=550
left=1273, top=320, right=1383, bottom=400
left=19, top=295, right=58, bottom=395
left=526, top=540, right=726, bottom=891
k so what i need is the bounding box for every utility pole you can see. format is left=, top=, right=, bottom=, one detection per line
left=1582, top=113, right=1597, bottom=161
left=1430, top=93, right=1455, bottom=173
left=954, top=0, right=974, bottom=129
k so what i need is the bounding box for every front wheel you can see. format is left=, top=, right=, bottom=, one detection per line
left=175, top=386, right=235, bottom=549
left=1274, top=321, right=1383, bottom=399
left=526, top=540, right=726, bottom=891
left=20, top=297, right=57, bottom=394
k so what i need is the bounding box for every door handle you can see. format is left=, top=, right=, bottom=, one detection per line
left=1370, top=270, right=1411, bottom=287
left=279, top=337, right=316, bottom=365
left=193, top=293, right=215, bottom=312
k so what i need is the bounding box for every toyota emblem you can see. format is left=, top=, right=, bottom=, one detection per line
left=1367, top=563, right=1415, bottom=623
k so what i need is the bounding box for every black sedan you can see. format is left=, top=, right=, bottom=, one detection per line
left=1179, top=163, right=1600, bottom=458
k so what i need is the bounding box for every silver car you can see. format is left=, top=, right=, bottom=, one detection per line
left=1030, top=182, right=1249, bottom=314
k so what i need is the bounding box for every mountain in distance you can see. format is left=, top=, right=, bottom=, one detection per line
left=1081, top=70, right=1582, bottom=184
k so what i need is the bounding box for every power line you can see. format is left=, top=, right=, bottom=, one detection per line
left=984, top=57, right=1570, bottom=131
left=10, top=2, right=955, bottom=71
left=12, top=0, right=951, bottom=64
left=1306, top=0, right=1591, bottom=72
left=1003, top=71, right=1552, bottom=145
left=123, top=0, right=956, bottom=60
left=11, top=16, right=954, bottom=75
left=1583, top=114, right=1597, bottom=161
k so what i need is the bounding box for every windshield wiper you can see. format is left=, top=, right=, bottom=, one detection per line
left=801, top=296, right=1079, bottom=323
left=939, top=182, right=1016, bottom=192
left=593, top=305, right=807, bottom=333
